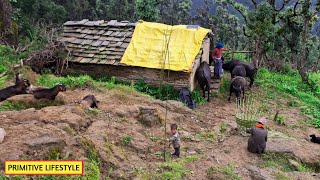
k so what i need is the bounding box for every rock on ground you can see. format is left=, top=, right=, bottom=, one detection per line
left=0, top=128, right=6, bottom=143
left=246, top=165, right=273, bottom=180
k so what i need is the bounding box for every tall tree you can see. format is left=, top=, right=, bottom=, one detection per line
left=135, top=0, right=159, bottom=21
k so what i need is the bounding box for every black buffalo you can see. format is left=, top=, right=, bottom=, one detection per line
left=223, top=59, right=257, bottom=87
left=179, top=87, right=196, bottom=109
left=229, top=76, right=246, bottom=102
left=195, top=61, right=211, bottom=102
left=231, top=65, right=246, bottom=79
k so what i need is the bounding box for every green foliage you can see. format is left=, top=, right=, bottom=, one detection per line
left=155, top=151, right=171, bottom=159
left=274, top=115, right=286, bottom=126
left=191, top=90, right=205, bottom=106
left=79, top=138, right=100, bottom=164
left=0, top=75, right=8, bottom=88
left=256, top=68, right=320, bottom=128
left=0, top=65, right=7, bottom=74
left=135, top=0, right=160, bottom=21
left=0, top=45, right=21, bottom=68
left=0, top=101, right=25, bottom=111
left=84, top=109, right=100, bottom=117
left=261, top=152, right=295, bottom=172
left=134, top=80, right=179, bottom=101
left=37, top=74, right=94, bottom=89
left=156, top=161, right=189, bottom=180
left=121, top=135, right=132, bottom=146
left=262, top=152, right=315, bottom=173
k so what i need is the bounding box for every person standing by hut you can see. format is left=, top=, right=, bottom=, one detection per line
left=247, top=117, right=268, bottom=154
left=211, top=42, right=230, bottom=79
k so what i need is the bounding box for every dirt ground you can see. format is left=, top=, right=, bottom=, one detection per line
left=0, top=81, right=320, bottom=179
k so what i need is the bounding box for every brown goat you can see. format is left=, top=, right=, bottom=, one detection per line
left=33, top=84, right=66, bottom=100
left=0, top=79, right=31, bottom=101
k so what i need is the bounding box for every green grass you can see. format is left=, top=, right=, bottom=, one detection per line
left=84, top=109, right=100, bottom=117
left=261, top=152, right=316, bottom=174
left=256, top=68, right=320, bottom=128
left=0, top=101, right=25, bottom=111
left=207, top=163, right=241, bottom=180
left=121, top=135, right=133, bottom=146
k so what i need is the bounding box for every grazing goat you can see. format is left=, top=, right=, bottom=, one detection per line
left=179, top=88, right=196, bottom=109
left=310, top=134, right=320, bottom=144
left=0, top=79, right=31, bottom=101
left=81, top=95, right=99, bottom=108
left=223, top=59, right=257, bottom=87
left=33, top=84, right=66, bottom=100
left=195, top=62, right=211, bottom=102
left=231, top=65, right=246, bottom=79
left=229, top=76, right=246, bottom=102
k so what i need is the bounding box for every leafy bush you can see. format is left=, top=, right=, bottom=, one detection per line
left=191, top=90, right=205, bottom=106
left=37, top=74, right=94, bottom=89
left=134, top=80, right=179, bottom=101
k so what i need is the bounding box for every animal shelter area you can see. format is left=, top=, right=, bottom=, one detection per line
left=60, top=19, right=215, bottom=91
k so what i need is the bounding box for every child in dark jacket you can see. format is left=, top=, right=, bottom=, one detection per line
left=169, top=124, right=181, bottom=157
left=247, top=117, right=268, bottom=154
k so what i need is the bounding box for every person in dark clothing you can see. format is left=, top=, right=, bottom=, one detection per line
left=169, top=124, right=180, bottom=158
left=247, top=117, right=268, bottom=154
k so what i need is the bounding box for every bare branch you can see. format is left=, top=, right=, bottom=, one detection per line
left=250, top=0, right=257, bottom=8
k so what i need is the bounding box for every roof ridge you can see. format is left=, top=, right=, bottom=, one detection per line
left=64, top=19, right=137, bottom=27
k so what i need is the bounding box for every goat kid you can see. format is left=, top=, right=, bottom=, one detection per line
left=33, top=84, right=66, bottom=100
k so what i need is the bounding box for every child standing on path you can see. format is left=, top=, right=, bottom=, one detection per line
left=169, top=124, right=180, bottom=158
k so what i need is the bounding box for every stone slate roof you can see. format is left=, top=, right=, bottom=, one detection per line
left=61, top=19, right=207, bottom=69
left=61, top=19, right=136, bottom=65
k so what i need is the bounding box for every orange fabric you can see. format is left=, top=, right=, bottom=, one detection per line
left=255, top=123, right=265, bottom=129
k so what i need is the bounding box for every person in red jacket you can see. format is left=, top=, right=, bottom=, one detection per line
left=211, top=42, right=230, bottom=79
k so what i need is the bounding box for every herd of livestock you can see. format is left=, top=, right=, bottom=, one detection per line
left=185, top=59, right=257, bottom=105
left=0, top=59, right=256, bottom=108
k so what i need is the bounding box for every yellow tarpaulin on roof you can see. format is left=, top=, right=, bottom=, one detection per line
left=120, top=21, right=210, bottom=72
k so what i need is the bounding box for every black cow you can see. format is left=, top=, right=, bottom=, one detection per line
left=179, top=88, right=196, bottom=109
left=196, top=62, right=211, bottom=102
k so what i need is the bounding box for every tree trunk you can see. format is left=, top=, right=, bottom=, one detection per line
left=298, top=14, right=310, bottom=82
left=252, top=35, right=263, bottom=68
left=0, top=0, right=16, bottom=46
